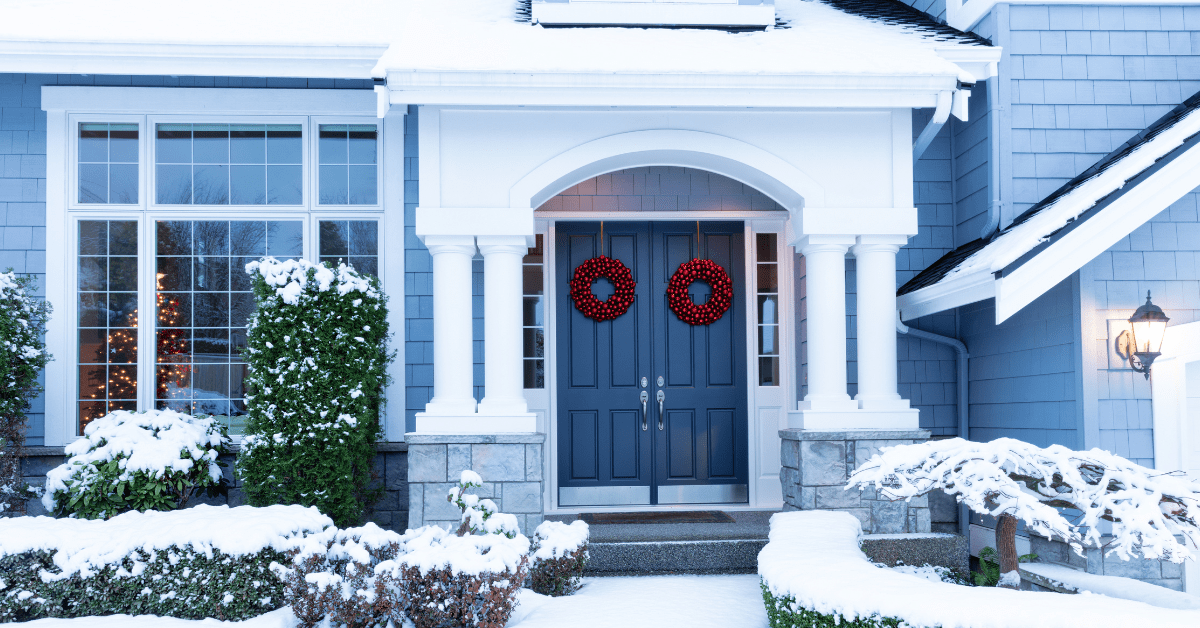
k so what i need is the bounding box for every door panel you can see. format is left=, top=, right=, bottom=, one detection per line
left=556, top=220, right=748, bottom=506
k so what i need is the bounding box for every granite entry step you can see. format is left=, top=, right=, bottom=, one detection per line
left=544, top=510, right=776, bottom=576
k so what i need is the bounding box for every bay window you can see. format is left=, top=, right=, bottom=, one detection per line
left=57, top=97, right=385, bottom=437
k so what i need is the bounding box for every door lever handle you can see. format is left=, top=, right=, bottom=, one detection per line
left=656, top=389, right=665, bottom=431
left=640, top=390, right=649, bottom=431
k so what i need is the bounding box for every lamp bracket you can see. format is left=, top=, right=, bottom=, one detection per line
left=1115, top=329, right=1134, bottom=361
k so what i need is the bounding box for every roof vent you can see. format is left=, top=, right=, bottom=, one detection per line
left=532, top=0, right=776, bottom=28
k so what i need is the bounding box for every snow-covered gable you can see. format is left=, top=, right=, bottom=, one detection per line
left=899, top=88, right=1200, bottom=323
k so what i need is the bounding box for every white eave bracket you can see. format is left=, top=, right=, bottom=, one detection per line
left=934, top=45, right=1001, bottom=84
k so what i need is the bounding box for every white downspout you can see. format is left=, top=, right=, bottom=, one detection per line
left=897, top=314, right=971, bottom=537
left=980, top=77, right=1003, bottom=239
left=913, top=91, right=954, bottom=161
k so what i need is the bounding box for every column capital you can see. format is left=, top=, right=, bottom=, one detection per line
left=854, top=234, right=909, bottom=249
left=423, top=234, right=477, bottom=256
left=796, top=234, right=856, bottom=255
left=477, top=234, right=534, bottom=253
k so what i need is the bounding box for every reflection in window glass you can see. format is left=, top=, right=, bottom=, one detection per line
left=156, top=124, right=302, bottom=205
left=318, top=124, right=378, bottom=205
left=318, top=220, right=378, bottom=276
left=79, top=123, right=138, bottom=204
left=523, top=235, right=544, bottom=389
left=154, top=220, right=303, bottom=435
left=757, top=233, right=779, bottom=386
left=77, top=220, right=139, bottom=434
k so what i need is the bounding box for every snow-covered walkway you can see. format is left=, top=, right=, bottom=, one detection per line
left=20, top=575, right=770, bottom=628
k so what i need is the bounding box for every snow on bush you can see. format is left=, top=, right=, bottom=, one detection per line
left=529, top=520, right=589, bottom=596
left=0, top=504, right=330, bottom=622
left=448, top=469, right=522, bottom=538
left=272, top=522, right=406, bottom=628
left=0, top=271, right=51, bottom=516
left=42, top=409, right=230, bottom=519
left=846, top=438, right=1200, bottom=565
left=237, top=258, right=393, bottom=528
left=758, top=511, right=1200, bottom=628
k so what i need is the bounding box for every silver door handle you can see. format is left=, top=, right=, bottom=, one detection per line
left=656, top=389, right=665, bottom=431
left=640, top=390, right=649, bottom=431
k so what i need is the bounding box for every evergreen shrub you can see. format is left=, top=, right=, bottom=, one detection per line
left=237, top=259, right=393, bottom=527
left=760, top=582, right=909, bottom=628
left=0, top=271, right=51, bottom=516
left=41, top=409, right=229, bottom=519
left=528, top=520, right=589, bottom=596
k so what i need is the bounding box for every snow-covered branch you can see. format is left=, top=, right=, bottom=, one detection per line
left=847, top=438, right=1200, bottom=562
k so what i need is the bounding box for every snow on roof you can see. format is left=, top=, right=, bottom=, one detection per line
left=379, top=0, right=986, bottom=80
left=900, top=88, right=1200, bottom=299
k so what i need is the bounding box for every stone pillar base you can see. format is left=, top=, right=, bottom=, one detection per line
left=406, top=432, right=545, bottom=535
left=779, top=428, right=931, bottom=534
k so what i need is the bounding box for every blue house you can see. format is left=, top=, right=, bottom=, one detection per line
left=1, top=0, right=1196, bottom=593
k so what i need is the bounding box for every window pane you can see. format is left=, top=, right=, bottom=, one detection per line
left=78, top=220, right=138, bottom=435
left=319, top=124, right=377, bottom=205
left=349, top=165, right=377, bottom=205
left=348, top=125, right=377, bottom=164
left=319, top=125, right=348, bottom=164
left=156, top=123, right=301, bottom=205
left=522, top=234, right=547, bottom=389
left=319, top=165, right=348, bottom=204
left=155, top=219, right=302, bottom=435
left=78, top=123, right=138, bottom=204
left=349, top=221, right=378, bottom=255
left=318, top=220, right=378, bottom=277
left=756, top=233, right=779, bottom=387
left=319, top=220, right=348, bottom=256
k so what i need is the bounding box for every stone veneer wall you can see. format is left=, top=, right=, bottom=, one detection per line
left=14, top=445, right=409, bottom=532
left=1024, top=531, right=1186, bottom=591
left=779, top=429, right=933, bottom=534
left=406, top=433, right=545, bottom=534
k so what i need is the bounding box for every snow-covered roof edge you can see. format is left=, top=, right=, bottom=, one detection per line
left=899, top=88, right=1200, bottom=323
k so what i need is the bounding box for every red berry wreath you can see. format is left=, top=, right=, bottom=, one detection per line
left=570, top=256, right=637, bottom=321
left=667, top=258, right=733, bottom=325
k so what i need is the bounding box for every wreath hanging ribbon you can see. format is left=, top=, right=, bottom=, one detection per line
left=667, top=258, right=733, bottom=325
left=570, top=256, right=637, bottom=321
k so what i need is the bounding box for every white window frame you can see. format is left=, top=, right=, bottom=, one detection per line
left=44, top=86, right=405, bottom=446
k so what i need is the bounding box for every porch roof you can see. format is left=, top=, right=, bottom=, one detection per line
left=0, top=0, right=995, bottom=86
left=898, top=88, right=1200, bottom=324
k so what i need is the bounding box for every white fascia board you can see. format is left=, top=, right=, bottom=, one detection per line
left=386, top=70, right=959, bottom=108
left=42, top=86, right=375, bottom=115
left=934, top=46, right=1000, bottom=84
left=993, top=138, right=1200, bottom=324
left=532, top=2, right=775, bottom=27
left=897, top=268, right=994, bottom=321
left=0, top=41, right=387, bottom=80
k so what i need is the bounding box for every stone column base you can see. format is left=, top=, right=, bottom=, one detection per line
left=406, top=432, right=545, bottom=535
left=779, top=428, right=931, bottom=534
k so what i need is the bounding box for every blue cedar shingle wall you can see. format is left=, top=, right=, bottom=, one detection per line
left=0, top=73, right=373, bottom=444
left=993, top=4, right=1200, bottom=464
left=897, top=0, right=948, bottom=24
left=404, top=106, right=432, bottom=433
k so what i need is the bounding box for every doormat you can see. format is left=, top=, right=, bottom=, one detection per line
left=579, top=511, right=736, bottom=525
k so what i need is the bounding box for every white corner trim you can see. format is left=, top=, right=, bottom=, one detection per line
left=993, top=138, right=1200, bottom=323
left=897, top=268, right=994, bottom=321
left=42, top=86, right=375, bottom=115
left=0, top=40, right=386, bottom=79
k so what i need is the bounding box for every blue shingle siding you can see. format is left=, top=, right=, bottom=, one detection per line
left=0, top=73, right=373, bottom=444
left=896, top=0, right=947, bottom=24
left=404, top=106, right=432, bottom=432
left=960, top=278, right=1080, bottom=448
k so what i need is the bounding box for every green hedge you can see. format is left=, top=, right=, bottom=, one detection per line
left=760, top=581, right=911, bottom=628
left=0, top=546, right=284, bottom=623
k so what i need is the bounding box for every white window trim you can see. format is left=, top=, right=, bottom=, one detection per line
left=43, top=86, right=407, bottom=446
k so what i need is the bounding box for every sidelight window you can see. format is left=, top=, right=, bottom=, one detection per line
left=523, top=235, right=545, bottom=389
left=756, top=233, right=779, bottom=386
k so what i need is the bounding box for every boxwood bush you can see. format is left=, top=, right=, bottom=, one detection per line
left=761, top=582, right=908, bottom=628
left=0, top=271, right=51, bottom=517
left=237, top=259, right=392, bottom=527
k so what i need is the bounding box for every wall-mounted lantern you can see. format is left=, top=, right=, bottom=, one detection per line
left=1115, top=291, right=1170, bottom=379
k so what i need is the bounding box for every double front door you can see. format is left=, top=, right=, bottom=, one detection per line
left=556, top=221, right=748, bottom=506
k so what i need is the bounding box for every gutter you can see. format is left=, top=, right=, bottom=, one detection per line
left=896, top=313, right=970, bottom=537
left=980, top=75, right=1003, bottom=239
left=912, top=91, right=953, bottom=161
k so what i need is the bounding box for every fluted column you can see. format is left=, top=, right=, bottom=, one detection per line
left=423, top=235, right=478, bottom=415
left=477, top=236, right=531, bottom=415
left=852, top=237, right=908, bottom=409
left=798, top=236, right=857, bottom=411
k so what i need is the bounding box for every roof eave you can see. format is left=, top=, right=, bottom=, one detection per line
left=898, top=268, right=994, bottom=321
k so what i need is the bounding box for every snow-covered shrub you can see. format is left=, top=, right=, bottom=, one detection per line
left=448, top=470, right=522, bottom=538
left=528, top=520, right=589, bottom=596
left=41, top=409, right=229, bottom=519
left=237, top=258, right=393, bottom=528
left=0, top=504, right=330, bottom=622
left=972, top=546, right=1036, bottom=587
left=386, top=525, right=530, bottom=628
left=0, top=271, right=51, bottom=516
left=847, top=437, right=1200, bottom=587
left=272, top=523, right=406, bottom=628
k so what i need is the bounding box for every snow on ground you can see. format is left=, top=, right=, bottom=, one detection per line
left=1022, top=563, right=1200, bottom=611
left=21, top=608, right=298, bottom=628
left=759, top=511, right=1200, bottom=628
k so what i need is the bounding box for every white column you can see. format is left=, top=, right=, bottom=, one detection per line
left=422, top=235, right=478, bottom=416
left=477, top=236, right=532, bottom=416
left=852, top=237, right=908, bottom=409
left=798, top=236, right=857, bottom=412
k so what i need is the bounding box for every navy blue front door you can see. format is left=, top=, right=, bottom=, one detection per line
left=556, top=221, right=748, bottom=506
